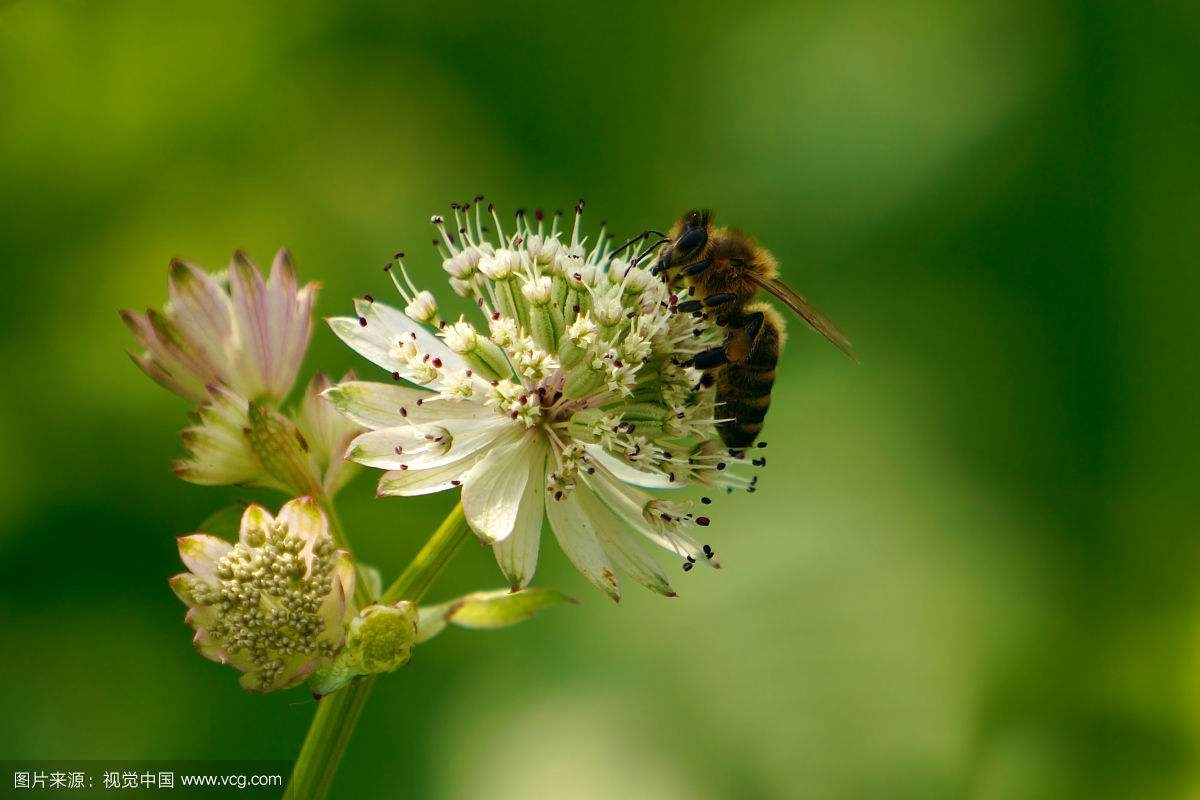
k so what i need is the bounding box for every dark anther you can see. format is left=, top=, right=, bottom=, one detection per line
left=702, top=544, right=714, bottom=556
left=696, top=517, right=711, bottom=527
left=683, top=562, right=694, bottom=572
left=364, top=294, right=374, bottom=303
left=687, top=555, right=696, bottom=563
left=358, top=317, right=368, bottom=327
left=395, top=252, right=406, bottom=259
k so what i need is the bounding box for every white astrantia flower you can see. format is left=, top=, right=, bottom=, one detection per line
left=121, top=250, right=318, bottom=405
left=170, top=498, right=356, bottom=692
left=327, top=201, right=757, bottom=601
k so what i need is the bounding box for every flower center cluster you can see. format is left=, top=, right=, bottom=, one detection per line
left=189, top=518, right=339, bottom=690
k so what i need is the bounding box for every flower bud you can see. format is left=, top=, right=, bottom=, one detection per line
left=309, top=601, right=419, bottom=698
left=478, top=248, right=520, bottom=280
left=404, top=290, right=438, bottom=324
left=521, top=276, right=553, bottom=306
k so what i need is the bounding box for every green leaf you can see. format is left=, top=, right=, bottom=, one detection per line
left=195, top=503, right=247, bottom=540
left=416, top=588, right=577, bottom=644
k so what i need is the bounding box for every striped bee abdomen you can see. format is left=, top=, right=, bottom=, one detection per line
left=714, top=313, right=782, bottom=449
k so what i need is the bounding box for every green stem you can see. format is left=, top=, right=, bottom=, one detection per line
left=381, top=502, right=469, bottom=604
left=284, top=500, right=471, bottom=800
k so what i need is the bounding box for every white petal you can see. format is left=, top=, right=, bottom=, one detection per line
left=177, top=534, right=232, bottom=581
left=265, top=250, right=316, bottom=400
left=166, top=260, right=234, bottom=371
left=121, top=309, right=208, bottom=402
left=546, top=488, right=621, bottom=602
left=585, top=444, right=677, bottom=489
left=227, top=252, right=272, bottom=399
left=376, top=452, right=485, bottom=496
left=175, top=387, right=265, bottom=488
left=328, top=316, right=407, bottom=375
left=577, top=484, right=675, bottom=596
left=493, top=441, right=548, bottom=588
left=585, top=468, right=710, bottom=565
left=236, top=503, right=275, bottom=546
left=266, top=251, right=299, bottom=386
left=460, top=432, right=541, bottom=543
left=276, top=497, right=328, bottom=572
left=323, top=380, right=489, bottom=430
left=355, top=299, right=467, bottom=373
left=346, top=416, right=511, bottom=471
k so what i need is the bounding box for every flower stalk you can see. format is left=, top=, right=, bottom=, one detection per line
left=285, top=501, right=471, bottom=800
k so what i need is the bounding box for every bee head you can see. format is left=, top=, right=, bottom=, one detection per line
left=674, top=208, right=714, bottom=260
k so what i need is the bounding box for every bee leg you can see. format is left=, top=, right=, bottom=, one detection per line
left=703, top=292, right=737, bottom=307
left=680, top=258, right=713, bottom=276
left=692, top=346, right=729, bottom=369
left=673, top=298, right=704, bottom=313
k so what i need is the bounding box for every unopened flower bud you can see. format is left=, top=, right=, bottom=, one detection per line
left=404, top=290, right=438, bottom=324
left=521, top=276, right=553, bottom=306
left=308, top=601, right=418, bottom=698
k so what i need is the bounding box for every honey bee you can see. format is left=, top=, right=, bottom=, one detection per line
left=634, top=209, right=856, bottom=449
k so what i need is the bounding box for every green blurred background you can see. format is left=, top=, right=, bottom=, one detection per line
left=2, top=1, right=1198, bottom=797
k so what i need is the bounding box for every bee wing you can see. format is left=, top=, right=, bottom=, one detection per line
left=749, top=273, right=858, bottom=362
